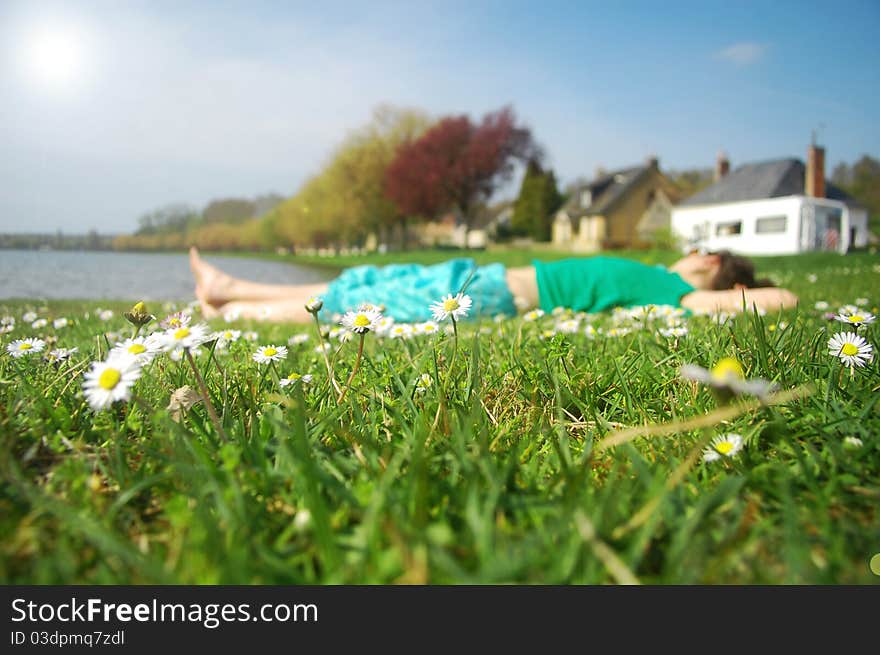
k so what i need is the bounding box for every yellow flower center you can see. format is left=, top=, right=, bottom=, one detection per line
left=174, top=327, right=190, bottom=340
left=128, top=344, right=146, bottom=355
left=424, top=324, right=436, bottom=331
left=287, top=373, right=301, bottom=381
left=847, top=315, right=864, bottom=323
left=443, top=298, right=460, bottom=312
left=711, top=357, right=744, bottom=381
left=132, top=302, right=146, bottom=314
left=169, top=318, right=181, bottom=327
left=223, top=331, right=233, bottom=339
left=18, top=343, right=32, bottom=350
left=841, top=343, right=859, bottom=356
left=715, top=441, right=734, bottom=455
left=264, top=347, right=277, bottom=357
left=98, top=368, right=121, bottom=390
left=353, top=315, right=371, bottom=328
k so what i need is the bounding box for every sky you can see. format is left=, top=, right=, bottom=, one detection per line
left=1, top=0, right=878, bottom=234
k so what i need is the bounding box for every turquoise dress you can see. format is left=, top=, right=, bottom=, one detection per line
left=320, top=258, right=517, bottom=322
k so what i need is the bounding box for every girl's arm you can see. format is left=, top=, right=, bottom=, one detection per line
left=680, top=287, right=799, bottom=314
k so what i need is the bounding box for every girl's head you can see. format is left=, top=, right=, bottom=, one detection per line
left=671, top=250, right=775, bottom=290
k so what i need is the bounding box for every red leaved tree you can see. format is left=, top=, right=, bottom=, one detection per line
left=385, top=106, right=540, bottom=247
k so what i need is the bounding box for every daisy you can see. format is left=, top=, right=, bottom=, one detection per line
left=0, top=316, right=14, bottom=326
left=98, top=309, right=114, bottom=321
left=807, top=274, right=818, bottom=283
left=414, top=321, right=440, bottom=336
left=680, top=357, right=777, bottom=400
left=22, top=311, right=37, bottom=323
left=0, top=324, right=13, bottom=335
left=556, top=319, right=580, bottom=334
left=31, top=318, right=48, bottom=329
left=6, top=338, right=46, bottom=358
left=702, top=434, right=744, bottom=462
left=855, top=298, right=869, bottom=307
left=523, top=309, right=545, bottom=322
left=375, top=316, right=396, bottom=337
left=814, top=301, right=829, bottom=311
left=214, top=329, right=242, bottom=348
left=111, top=336, right=163, bottom=363
left=429, top=293, right=472, bottom=322
left=159, top=311, right=191, bottom=330
left=243, top=331, right=259, bottom=342
left=53, top=317, right=69, bottom=329
left=81, top=355, right=142, bottom=411
left=584, top=325, right=599, bottom=338
left=415, top=373, right=433, bottom=394
left=834, top=311, right=875, bottom=328
left=161, top=323, right=211, bottom=352
left=838, top=304, right=860, bottom=315
left=827, top=332, right=873, bottom=368
left=304, top=296, right=324, bottom=314
left=288, top=333, right=310, bottom=346
left=279, top=371, right=313, bottom=387
left=46, top=347, right=78, bottom=362
left=341, top=307, right=382, bottom=334
left=223, top=309, right=241, bottom=323
left=253, top=344, right=288, bottom=364
left=389, top=323, right=413, bottom=340
left=659, top=326, right=688, bottom=338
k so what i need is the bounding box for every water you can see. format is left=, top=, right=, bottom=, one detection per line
left=0, top=250, right=336, bottom=301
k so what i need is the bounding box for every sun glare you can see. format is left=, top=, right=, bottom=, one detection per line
left=22, top=25, right=88, bottom=91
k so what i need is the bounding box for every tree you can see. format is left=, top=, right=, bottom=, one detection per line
left=832, top=155, right=880, bottom=234
left=385, top=106, right=541, bottom=245
left=511, top=160, right=563, bottom=241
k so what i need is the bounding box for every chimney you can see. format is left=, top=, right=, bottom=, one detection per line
left=715, top=151, right=730, bottom=182
left=806, top=141, right=825, bottom=198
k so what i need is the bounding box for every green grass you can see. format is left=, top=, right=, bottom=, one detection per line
left=1, top=251, right=879, bottom=584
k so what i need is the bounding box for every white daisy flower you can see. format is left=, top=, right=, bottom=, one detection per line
left=414, top=321, right=440, bottom=336
left=827, top=332, right=873, bottom=368
left=31, top=318, right=48, bottom=329
left=46, top=347, right=78, bottom=363
left=415, top=373, right=433, bottom=394
left=539, top=328, right=557, bottom=340
left=214, top=329, right=242, bottom=348
left=584, top=325, right=599, bottom=338
left=6, top=337, right=46, bottom=358
left=0, top=315, right=14, bottom=326
left=304, top=296, right=324, bottom=314
left=855, top=298, right=869, bottom=307
left=556, top=319, right=580, bottom=334
left=606, top=327, right=632, bottom=337
left=112, top=336, right=163, bottom=363
left=169, top=345, right=203, bottom=362
left=98, top=309, right=114, bottom=321
left=807, top=274, right=818, bottom=283
left=223, top=309, right=241, bottom=323
left=374, top=316, right=396, bottom=337
left=161, top=323, right=211, bottom=352
left=834, top=311, right=875, bottom=328
left=814, top=301, right=829, bottom=311
left=341, top=307, right=383, bottom=334
left=288, top=333, right=310, bottom=346
left=838, top=304, right=860, bottom=315
left=702, top=433, right=744, bottom=462
left=0, top=325, right=14, bottom=335
left=389, top=323, right=413, bottom=340
left=551, top=306, right=568, bottom=317
left=253, top=344, right=288, bottom=364
left=680, top=357, right=776, bottom=400
left=314, top=342, right=332, bottom=354
left=159, top=311, right=191, bottom=330
left=279, top=371, right=313, bottom=387
left=53, top=317, right=69, bottom=329
left=523, top=309, right=545, bottom=322
left=243, top=331, right=259, bottom=342
left=22, top=311, right=37, bottom=323
left=659, top=326, right=688, bottom=338
left=429, top=293, right=472, bottom=322
left=81, top=355, right=142, bottom=411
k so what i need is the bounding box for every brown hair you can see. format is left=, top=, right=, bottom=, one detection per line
left=710, top=251, right=775, bottom=290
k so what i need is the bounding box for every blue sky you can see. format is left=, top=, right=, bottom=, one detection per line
left=1, top=0, right=878, bottom=233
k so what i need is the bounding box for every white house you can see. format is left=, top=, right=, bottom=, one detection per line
left=671, top=146, right=869, bottom=255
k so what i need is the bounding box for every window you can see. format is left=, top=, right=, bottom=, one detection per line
left=580, top=190, right=592, bottom=208
left=715, top=221, right=742, bottom=236
left=755, top=215, right=787, bottom=234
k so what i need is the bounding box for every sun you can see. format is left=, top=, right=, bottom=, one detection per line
left=22, top=25, right=88, bottom=91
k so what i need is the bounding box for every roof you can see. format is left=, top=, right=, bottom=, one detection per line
left=563, top=165, right=650, bottom=218
left=681, top=158, right=863, bottom=208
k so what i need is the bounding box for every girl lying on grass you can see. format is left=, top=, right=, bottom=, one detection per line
left=190, top=247, right=799, bottom=323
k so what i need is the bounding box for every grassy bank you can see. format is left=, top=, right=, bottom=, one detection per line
left=1, top=252, right=879, bottom=583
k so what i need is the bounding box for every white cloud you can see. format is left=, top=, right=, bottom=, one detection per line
left=714, top=42, right=767, bottom=66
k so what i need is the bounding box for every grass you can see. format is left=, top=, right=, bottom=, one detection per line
left=1, top=251, right=879, bottom=584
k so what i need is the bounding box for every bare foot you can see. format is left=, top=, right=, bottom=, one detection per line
left=189, top=247, right=231, bottom=317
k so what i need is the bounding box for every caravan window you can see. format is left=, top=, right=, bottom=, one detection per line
left=715, top=221, right=742, bottom=236
left=755, top=215, right=787, bottom=234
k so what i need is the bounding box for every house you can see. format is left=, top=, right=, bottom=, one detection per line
left=671, top=145, right=869, bottom=255
left=551, top=157, right=680, bottom=252
left=417, top=202, right=513, bottom=249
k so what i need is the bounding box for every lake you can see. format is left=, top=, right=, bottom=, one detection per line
left=0, top=250, right=336, bottom=301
